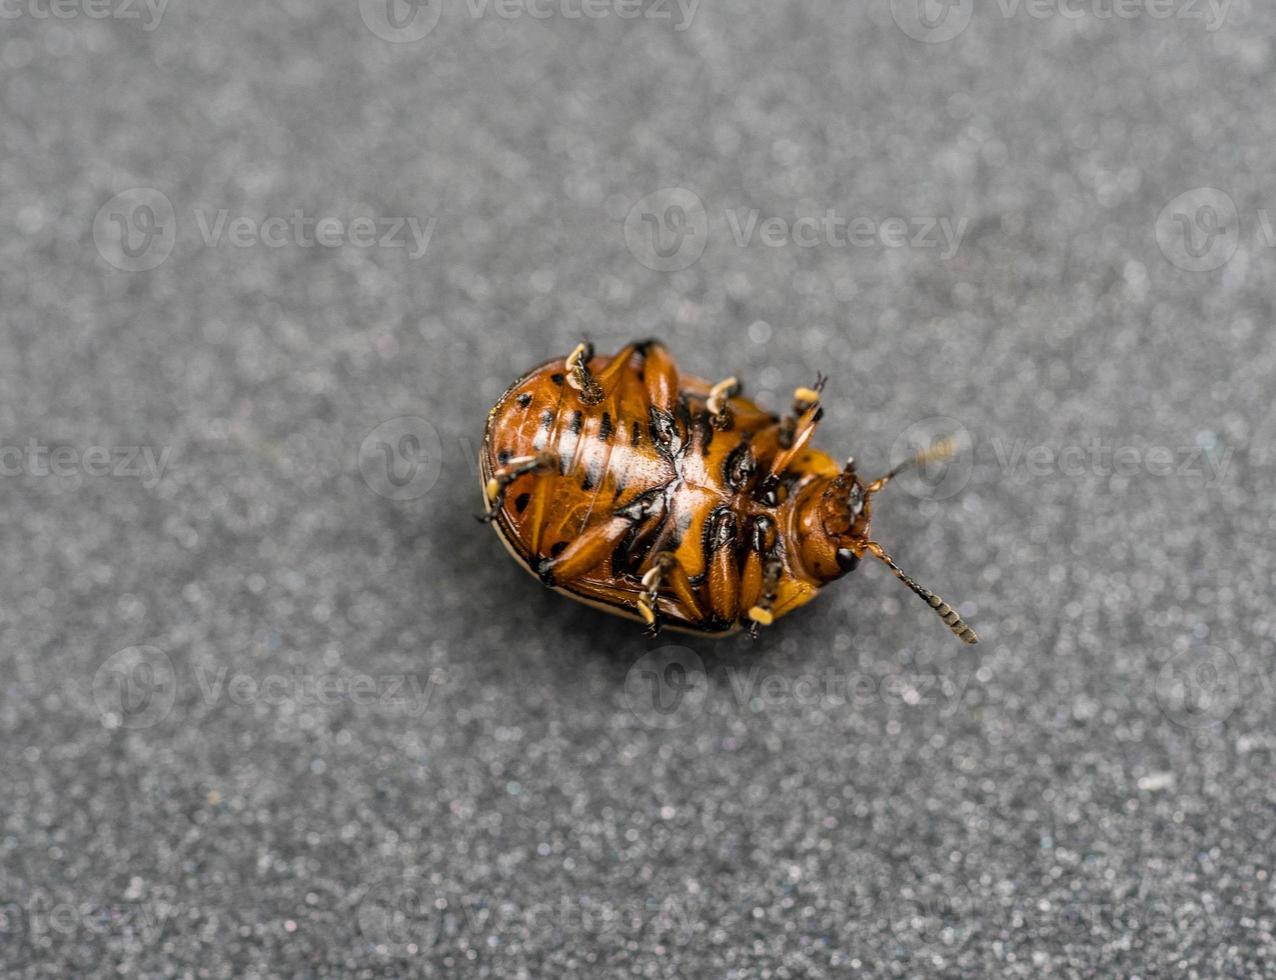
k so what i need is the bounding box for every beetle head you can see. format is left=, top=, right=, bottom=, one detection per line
left=792, top=462, right=872, bottom=585
left=791, top=438, right=980, bottom=645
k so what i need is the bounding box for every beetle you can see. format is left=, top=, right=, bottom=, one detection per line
left=479, top=339, right=977, bottom=643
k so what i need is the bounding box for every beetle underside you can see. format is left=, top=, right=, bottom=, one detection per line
left=479, top=339, right=977, bottom=644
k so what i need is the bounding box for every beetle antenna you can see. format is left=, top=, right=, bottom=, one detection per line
left=862, top=540, right=978, bottom=644
left=865, top=433, right=959, bottom=495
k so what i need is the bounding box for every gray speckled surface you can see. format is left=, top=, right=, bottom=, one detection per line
left=3, top=0, right=1275, bottom=976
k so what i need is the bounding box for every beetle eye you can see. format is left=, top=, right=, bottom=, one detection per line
left=836, top=548, right=860, bottom=573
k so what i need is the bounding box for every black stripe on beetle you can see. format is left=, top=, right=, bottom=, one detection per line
left=724, top=441, right=756, bottom=491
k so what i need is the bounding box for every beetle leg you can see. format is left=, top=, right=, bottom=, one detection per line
left=480, top=451, right=557, bottom=522
left=705, top=376, right=740, bottom=430
left=740, top=515, right=782, bottom=636
left=746, top=558, right=784, bottom=638
left=536, top=514, right=633, bottom=586
left=759, top=375, right=826, bottom=494
left=703, top=508, right=741, bottom=626
left=636, top=550, right=705, bottom=634
left=565, top=340, right=604, bottom=406
left=537, top=488, right=665, bottom=588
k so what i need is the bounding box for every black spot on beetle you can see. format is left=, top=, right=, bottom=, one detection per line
left=514, top=492, right=531, bottom=513
left=539, top=409, right=555, bottom=429
left=497, top=450, right=512, bottom=465
left=550, top=373, right=565, bottom=386
left=550, top=541, right=567, bottom=557
left=568, top=411, right=583, bottom=434
left=516, top=392, right=532, bottom=408
left=599, top=411, right=614, bottom=441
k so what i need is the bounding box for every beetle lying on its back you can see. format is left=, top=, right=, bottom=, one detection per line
left=480, top=339, right=977, bottom=642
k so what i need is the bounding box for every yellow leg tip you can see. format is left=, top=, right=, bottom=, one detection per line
left=485, top=478, right=501, bottom=501
left=747, top=606, right=773, bottom=626
left=793, top=386, right=821, bottom=405
left=637, top=598, right=656, bottom=625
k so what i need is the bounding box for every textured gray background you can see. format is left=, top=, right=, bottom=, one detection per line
left=3, top=0, right=1274, bottom=976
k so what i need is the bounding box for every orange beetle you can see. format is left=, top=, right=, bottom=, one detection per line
left=480, top=340, right=977, bottom=642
